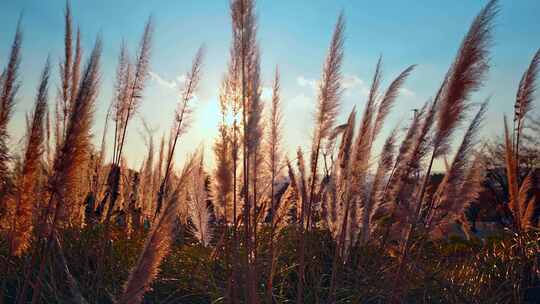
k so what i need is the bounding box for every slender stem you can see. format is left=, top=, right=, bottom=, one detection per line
left=16, top=190, right=57, bottom=304
left=267, top=152, right=276, bottom=303
left=328, top=193, right=352, bottom=303
left=29, top=191, right=63, bottom=304
left=231, top=118, right=238, bottom=304
left=390, top=148, right=436, bottom=303
left=297, top=137, right=322, bottom=304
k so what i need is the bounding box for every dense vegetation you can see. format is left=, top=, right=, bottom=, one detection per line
left=0, top=0, right=539, bottom=303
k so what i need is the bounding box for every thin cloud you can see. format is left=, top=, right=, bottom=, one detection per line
left=290, top=93, right=311, bottom=108
left=296, top=76, right=319, bottom=90
left=343, top=74, right=369, bottom=97
left=149, top=71, right=187, bottom=90
left=296, top=74, right=374, bottom=98
left=399, top=87, right=416, bottom=97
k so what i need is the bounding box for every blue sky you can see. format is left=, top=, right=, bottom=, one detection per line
left=1, top=0, right=539, bottom=169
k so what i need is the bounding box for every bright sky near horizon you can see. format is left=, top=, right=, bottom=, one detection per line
left=1, top=0, right=539, bottom=171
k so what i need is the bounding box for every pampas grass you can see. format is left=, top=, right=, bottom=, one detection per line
left=519, top=173, right=539, bottom=230
left=0, top=18, right=22, bottom=196
left=118, top=154, right=196, bottom=304
left=157, top=46, right=205, bottom=216
left=504, top=49, right=540, bottom=232
left=433, top=0, right=497, bottom=157
left=514, top=49, right=540, bottom=159
left=23, top=36, right=102, bottom=304
left=266, top=66, right=283, bottom=301
left=214, top=87, right=233, bottom=221
left=364, top=126, right=398, bottom=240
left=297, top=13, right=345, bottom=302
left=50, top=38, right=101, bottom=227
left=1, top=1, right=539, bottom=303
left=307, top=12, right=345, bottom=218
left=427, top=101, right=488, bottom=232
left=188, top=151, right=213, bottom=246
left=102, top=18, right=153, bottom=225
left=350, top=58, right=382, bottom=248
left=7, top=59, right=50, bottom=257
left=59, top=1, right=73, bottom=140
left=390, top=1, right=497, bottom=300
left=114, top=18, right=153, bottom=165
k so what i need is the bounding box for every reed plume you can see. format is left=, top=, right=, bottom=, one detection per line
left=298, top=14, right=344, bottom=302
left=285, top=159, right=301, bottom=223
left=427, top=101, right=488, bottom=230
left=118, top=154, right=196, bottom=304
left=112, top=41, right=130, bottom=150
left=331, top=108, right=356, bottom=251
left=231, top=2, right=263, bottom=298
left=59, top=1, right=73, bottom=140
left=350, top=58, right=382, bottom=246
left=188, top=150, right=213, bottom=246
left=514, top=49, right=540, bottom=130
left=504, top=116, right=520, bottom=225
left=225, top=7, right=258, bottom=302
left=50, top=37, right=101, bottom=227
left=326, top=108, right=356, bottom=236
left=103, top=19, right=152, bottom=224
left=0, top=18, right=22, bottom=195
left=390, top=0, right=496, bottom=229
left=391, top=7, right=497, bottom=287
left=268, top=67, right=283, bottom=202
left=213, top=86, right=233, bottom=220
left=246, top=52, right=264, bottom=294
left=114, top=18, right=152, bottom=165
left=8, top=59, right=50, bottom=256
left=503, top=118, right=540, bottom=231
left=157, top=46, right=204, bottom=216
left=372, top=65, right=416, bottom=140
left=222, top=8, right=242, bottom=227
left=246, top=49, right=264, bottom=229
left=312, top=13, right=345, bottom=152
left=308, top=13, right=345, bottom=211
left=266, top=66, right=283, bottom=300
left=363, top=127, right=398, bottom=240
left=459, top=153, right=485, bottom=210
left=45, top=107, right=52, bottom=171
left=327, top=108, right=356, bottom=302
left=71, top=28, right=82, bottom=107
left=230, top=0, right=257, bottom=210
left=152, top=135, right=165, bottom=214
left=519, top=172, right=539, bottom=230
left=502, top=49, right=540, bottom=231
left=0, top=70, right=5, bottom=89
left=351, top=60, right=414, bottom=246
left=513, top=49, right=540, bottom=174
left=26, top=37, right=102, bottom=304
left=139, top=123, right=155, bottom=217
left=433, top=0, right=497, bottom=157
left=296, top=148, right=309, bottom=215
left=382, top=102, right=427, bottom=209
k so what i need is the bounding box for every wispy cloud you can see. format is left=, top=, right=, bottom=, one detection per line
left=399, top=87, right=416, bottom=97
left=295, top=73, right=415, bottom=102
left=343, top=74, right=416, bottom=98
left=342, top=74, right=364, bottom=89
left=296, top=76, right=319, bottom=90
left=290, top=93, right=312, bottom=108
left=343, top=74, right=369, bottom=97
left=149, top=71, right=187, bottom=90
left=297, top=74, right=372, bottom=97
